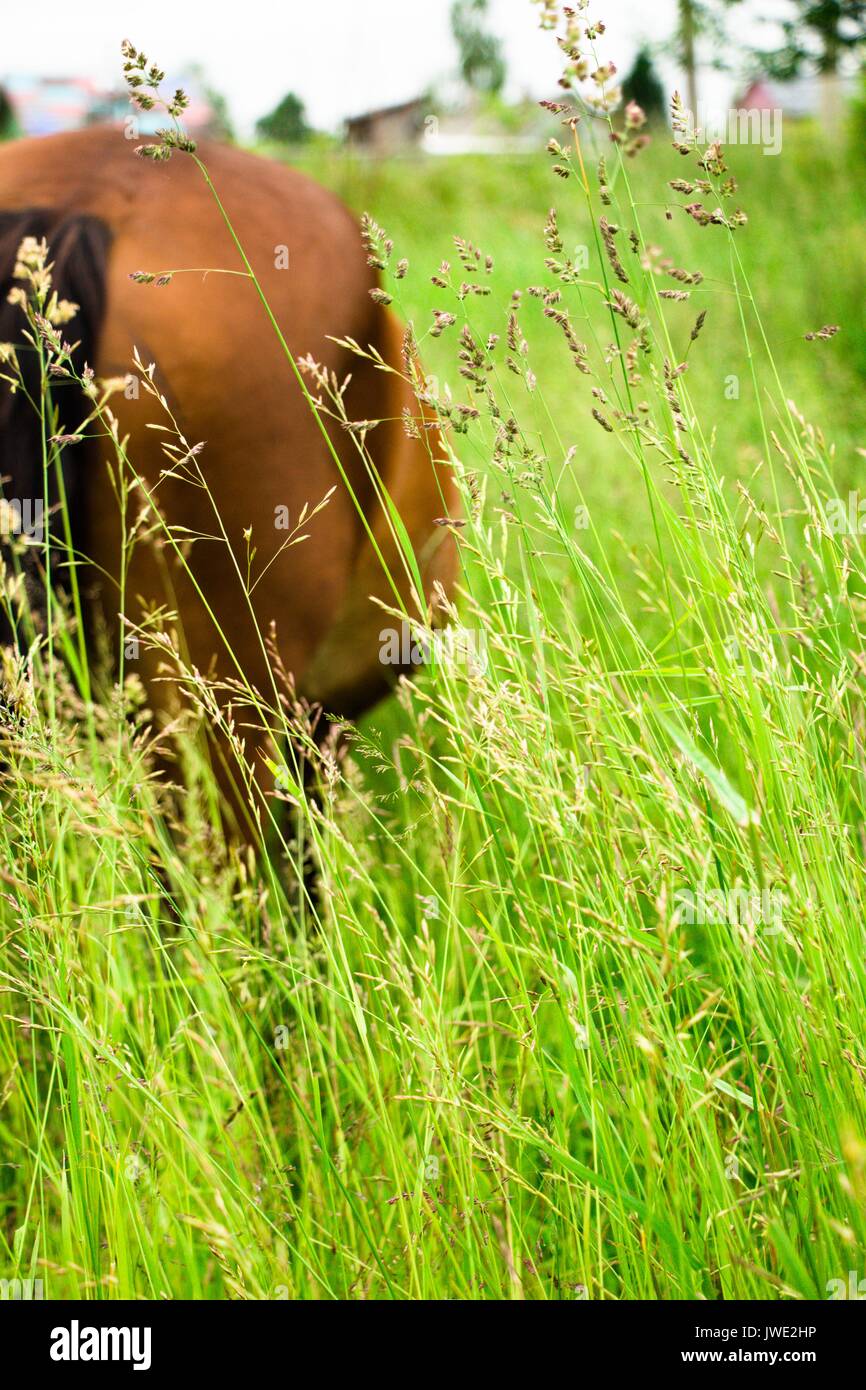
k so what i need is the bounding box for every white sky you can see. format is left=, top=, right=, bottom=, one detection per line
left=2, top=0, right=794, bottom=136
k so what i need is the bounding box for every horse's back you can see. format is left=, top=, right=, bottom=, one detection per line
left=0, top=129, right=456, bottom=792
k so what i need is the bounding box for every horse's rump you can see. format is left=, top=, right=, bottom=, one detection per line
left=0, top=131, right=459, bottom=805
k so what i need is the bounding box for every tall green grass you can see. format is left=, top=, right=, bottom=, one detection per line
left=1, top=17, right=866, bottom=1299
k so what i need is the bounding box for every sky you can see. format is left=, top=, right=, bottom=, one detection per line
left=2, top=0, right=794, bottom=137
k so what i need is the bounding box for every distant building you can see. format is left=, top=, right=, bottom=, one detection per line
left=0, top=72, right=220, bottom=140
left=87, top=80, right=219, bottom=139
left=422, top=94, right=559, bottom=156
left=345, top=97, right=427, bottom=153
left=344, top=91, right=564, bottom=158
left=1, top=75, right=100, bottom=136
left=735, top=74, right=856, bottom=120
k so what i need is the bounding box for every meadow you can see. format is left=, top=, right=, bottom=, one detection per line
left=305, top=129, right=866, bottom=521
left=2, top=94, right=866, bottom=1301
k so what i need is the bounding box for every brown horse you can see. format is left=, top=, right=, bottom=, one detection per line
left=0, top=127, right=457, bottom=808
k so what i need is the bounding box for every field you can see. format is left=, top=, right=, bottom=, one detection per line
left=2, top=107, right=866, bottom=1302
left=306, top=131, right=866, bottom=522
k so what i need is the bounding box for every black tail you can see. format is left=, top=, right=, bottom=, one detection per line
left=0, top=209, right=111, bottom=647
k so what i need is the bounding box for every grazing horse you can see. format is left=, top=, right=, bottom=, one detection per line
left=0, top=128, right=457, bottom=807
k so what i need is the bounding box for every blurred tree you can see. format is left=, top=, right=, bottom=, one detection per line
left=451, top=0, right=507, bottom=96
left=622, top=45, right=667, bottom=120
left=188, top=64, right=235, bottom=142
left=0, top=88, right=14, bottom=141
left=256, top=92, right=311, bottom=144
left=758, top=1, right=866, bottom=76
left=680, top=0, right=700, bottom=120
left=677, top=1, right=743, bottom=117
left=850, top=56, right=866, bottom=146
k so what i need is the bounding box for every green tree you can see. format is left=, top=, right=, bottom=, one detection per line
left=622, top=45, right=667, bottom=121
left=451, top=0, right=506, bottom=96
left=0, top=87, right=15, bottom=141
left=759, top=0, right=866, bottom=76
left=256, top=92, right=311, bottom=144
left=187, top=65, right=235, bottom=142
